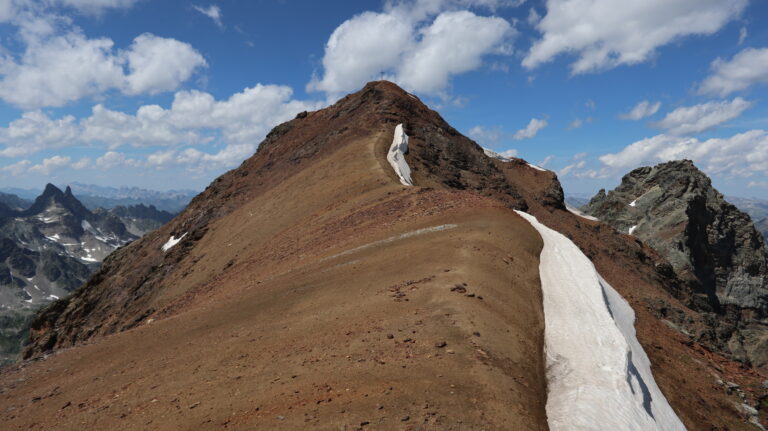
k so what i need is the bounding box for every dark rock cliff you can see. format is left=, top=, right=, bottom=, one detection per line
left=584, top=160, right=768, bottom=367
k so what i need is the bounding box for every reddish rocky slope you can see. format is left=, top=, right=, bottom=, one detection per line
left=0, top=81, right=764, bottom=430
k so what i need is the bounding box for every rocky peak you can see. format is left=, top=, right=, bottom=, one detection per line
left=22, top=80, right=568, bottom=360
left=252, top=80, right=561, bottom=211
left=25, top=183, right=92, bottom=220
left=43, top=183, right=63, bottom=197
left=584, top=159, right=768, bottom=367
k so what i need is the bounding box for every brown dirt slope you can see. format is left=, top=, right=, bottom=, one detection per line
left=1, top=81, right=765, bottom=430
left=1, top=83, right=549, bottom=430
left=21, top=81, right=531, bottom=358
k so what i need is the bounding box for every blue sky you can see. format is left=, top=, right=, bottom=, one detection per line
left=0, top=0, right=767, bottom=199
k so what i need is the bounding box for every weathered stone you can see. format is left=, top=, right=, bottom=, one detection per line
left=584, top=160, right=768, bottom=368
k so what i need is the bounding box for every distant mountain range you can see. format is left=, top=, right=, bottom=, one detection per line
left=726, top=196, right=768, bottom=241
left=0, top=183, right=198, bottom=213
left=0, top=192, right=31, bottom=211
left=0, top=185, right=178, bottom=364
left=564, top=192, right=592, bottom=208
left=99, top=204, right=175, bottom=237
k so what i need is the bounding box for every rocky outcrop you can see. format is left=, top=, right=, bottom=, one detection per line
left=584, top=160, right=768, bottom=367
left=102, top=204, right=175, bottom=236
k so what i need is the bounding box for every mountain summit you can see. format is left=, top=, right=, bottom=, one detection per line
left=2, top=82, right=765, bottom=430
left=584, top=160, right=768, bottom=368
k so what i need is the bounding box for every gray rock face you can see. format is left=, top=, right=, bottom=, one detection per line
left=584, top=160, right=768, bottom=367
left=0, top=184, right=139, bottom=365
left=98, top=204, right=175, bottom=237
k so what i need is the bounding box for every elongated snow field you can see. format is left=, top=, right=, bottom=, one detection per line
left=387, top=124, right=413, bottom=186
left=515, top=211, right=685, bottom=431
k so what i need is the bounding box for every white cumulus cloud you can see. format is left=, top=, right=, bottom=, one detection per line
left=0, top=0, right=141, bottom=18
left=0, top=8, right=206, bottom=108
left=559, top=160, right=586, bottom=177
left=193, top=4, right=223, bottom=28
left=2, top=160, right=32, bottom=176
left=0, top=111, right=79, bottom=157
left=738, top=26, right=747, bottom=45
left=123, top=33, right=207, bottom=95
left=0, top=32, right=125, bottom=109
left=306, top=12, right=413, bottom=95
left=513, top=118, right=547, bottom=140
left=3, top=154, right=91, bottom=176
left=29, top=155, right=73, bottom=175
left=468, top=125, right=504, bottom=146
left=396, top=11, right=513, bottom=94
left=95, top=151, right=141, bottom=170
left=59, top=0, right=140, bottom=14
left=308, top=2, right=514, bottom=97
left=523, top=0, right=747, bottom=74
left=620, top=100, right=661, bottom=120
left=654, top=97, right=751, bottom=135
left=698, top=47, right=768, bottom=97
left=599, top=130, right=768, bottom=177
left=0, top=84, right=320, bottom=175
left=147, top=143, right=257, bottom=172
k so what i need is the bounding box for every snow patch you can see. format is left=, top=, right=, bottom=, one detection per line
left=36, top=215, right=60, bottom=223
left=162, top=233, right=187, bottom=252
left=565, top=204, right=599, bottom=221
left=629, top=225, right=638, bottom=235
left=482, top=148, right=548, bottom=171
left=81, top=219, right=99, bottom=235
left=387, top=124, right=413, bottom=186
left=22, top=287, right=34, bottom=303
left=483, top=148, right=511, bottom=162
left=515, top=210, right=685, bottom=431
